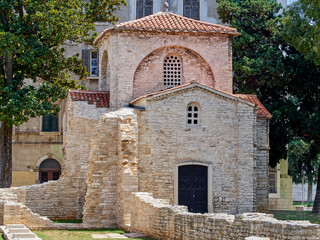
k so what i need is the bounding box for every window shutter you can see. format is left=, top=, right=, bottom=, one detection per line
left=145, top=0, right=153, bottom=16
left=82, top=49, right=91, bottom=74
left=136, top=0, right=143, bottom=19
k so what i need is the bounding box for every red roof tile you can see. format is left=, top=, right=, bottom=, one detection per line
left=95, top=12, right=239, bottom=45
left=235, top=94, right=272, bottom=119
left=69, top=90, right=109, bottom=108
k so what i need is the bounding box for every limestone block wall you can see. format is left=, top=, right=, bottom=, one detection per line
left=96, top=32, right=233, bottom=108
left=131, top=192, right=320, bottom=240
left=82, top=108, right=139, bottom=229
left=253, top=119, right=270, bottom=213
left=136, top=88, right=256, bottom=214
left=0, top=99, right=107, bottom=220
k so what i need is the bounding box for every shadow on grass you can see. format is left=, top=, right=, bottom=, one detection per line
left=270, top=210, right=320, bottom=224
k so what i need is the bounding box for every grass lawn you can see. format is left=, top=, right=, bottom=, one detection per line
left=293, top=201, right=314, bottom=207
left=270, top=210, right=320, bottom=224
left=33, top=229, right=154, bottom=240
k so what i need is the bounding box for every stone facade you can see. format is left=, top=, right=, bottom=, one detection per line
left=0, top=10, right=279, bottom=238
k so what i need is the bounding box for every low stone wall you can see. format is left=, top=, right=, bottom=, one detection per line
left=131, top=192, right=320, bottom=240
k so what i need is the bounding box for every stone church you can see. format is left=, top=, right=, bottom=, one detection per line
left=2, top=3, right=275, bottom=230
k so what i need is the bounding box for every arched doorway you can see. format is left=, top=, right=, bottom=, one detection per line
left=178, top=165, right=208, bottom=213
left=39, top=159, right=61, bottom=183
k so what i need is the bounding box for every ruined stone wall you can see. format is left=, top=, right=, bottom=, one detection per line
left=131, top=192, right=320, bottom=240
left=136, top=87, right=256, bottom=214
left=97, top=33, right=233, bottom=108
left=4, top=99, right=107, bottom=220
left=253, top=118, right=270, bottom=213
left=82, top=108, right=139, bottom=228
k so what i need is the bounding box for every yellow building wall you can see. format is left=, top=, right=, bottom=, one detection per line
left=12, top=171, right=36, bottom=187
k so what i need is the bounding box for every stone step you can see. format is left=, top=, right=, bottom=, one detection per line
left=8, top=228, right=30, bottom=234
left=6, top=224, right=25, bottom=228
left=12, top=233, right=36, bottom=238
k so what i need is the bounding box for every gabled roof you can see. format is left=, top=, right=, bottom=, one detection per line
left=235, top=94, right=272, bottom=119
left=69, top=90, right=109, bottom=108
left=130, top=82, right=271, bottom=119
left=95, top=12, right=239, bottom=45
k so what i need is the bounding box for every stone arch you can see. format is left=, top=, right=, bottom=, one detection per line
left=36, top=155, right=62, bottom=183
left=100, top=50, right=109, bottom=91
left=132, top=45, right=214, bottom=99
left=174, top=160, right=213, bottom=213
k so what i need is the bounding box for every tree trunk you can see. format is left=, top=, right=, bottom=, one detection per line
left=308, top=181, right=313, bottom=203
left=0, top=121, right=12, bottom=188
left=312, top=166, right=320, bottom=213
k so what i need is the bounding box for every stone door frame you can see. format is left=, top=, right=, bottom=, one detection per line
left=174, top=160, right=213, bottom=213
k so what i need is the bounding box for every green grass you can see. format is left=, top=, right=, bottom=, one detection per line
left=34, top=229, right=154, bottom=240
left=53, top=219, right=83, bottom=224
left=270, top=210, right=320, bottom=224
left=293, top=201, right=314, bottom=207
left=0, top=234, right=3, bottom=240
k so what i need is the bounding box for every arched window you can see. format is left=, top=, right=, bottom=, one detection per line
left=164, top=55, right=182, bottom=86
left=136, top=0, right=153, bottom=19
left=183, top=0, right=200, bottom=20
left=187, top=103, right=199, bottom=125
left=39, top=159, right=61, bottom=183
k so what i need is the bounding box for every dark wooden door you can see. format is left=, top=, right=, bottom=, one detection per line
left=178, top=165, right=208, bottom=213
left=39, top=170, right=61, bottom=183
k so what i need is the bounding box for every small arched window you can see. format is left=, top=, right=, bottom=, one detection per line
left=164, top=55, right=182, bottom=86
left=187, top=103, right=199, bottom=125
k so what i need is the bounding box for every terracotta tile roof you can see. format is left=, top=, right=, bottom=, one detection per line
left=235, top=94, right=272, bottom=119
left=95, top=12, right=239, bottom=45
left=69, top=90, right=109, bottom=108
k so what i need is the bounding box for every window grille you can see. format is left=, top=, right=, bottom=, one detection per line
left=187, top=104, right=199, bottom=125
left=183, top=0, right=200, bottom=20
left=164, top=55, right=182, bottom=86
left=136, top=0, right=153, bottom=19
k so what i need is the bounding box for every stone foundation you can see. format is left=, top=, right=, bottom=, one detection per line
left=131, top=192, right=320, bottom=240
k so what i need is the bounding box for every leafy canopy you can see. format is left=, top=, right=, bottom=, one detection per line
left=0, top=0, right=125, bottom=126
left=282, top=0, right=320, bottom=65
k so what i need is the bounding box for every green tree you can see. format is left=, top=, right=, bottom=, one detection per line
left=217, top=0, right=320, bottom=213
left=282, top=0, right=320, bottom=65
left=288, top=139, right=319, bottom=202
left=217, top=0, right=295, bottom=167
left=0, top=0, right=125, bottom=187
left=282, top=0, right=320, bottom=213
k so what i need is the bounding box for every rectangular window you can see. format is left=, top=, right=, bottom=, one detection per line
left=136, top=0, right=153, bottom=19
left=90, top=50, right=98, bottom=76
left=183, top=0, right=200, bottom=20
left=42, top=114, right=59, bottom=132
left=82, top=49, right=99, bottom=77
left=269, top=167, right=277, bottom=194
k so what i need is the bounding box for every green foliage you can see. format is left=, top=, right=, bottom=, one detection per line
left=217, top=0, right=295, bottom=166
left=288, top=138, right=320, bottom=184
left=282, top=0, right=320, bottom=65
left=0, top=0, right=125, bottom=126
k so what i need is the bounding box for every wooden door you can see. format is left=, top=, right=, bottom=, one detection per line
left=178, top=165, right=208, bottom=213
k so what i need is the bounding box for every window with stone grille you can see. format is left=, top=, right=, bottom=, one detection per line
left=187, top=103, right=199, bottom=125
left=164, top=55, right=182, bottom=86
left=269, top=167, right=277, bottom=194
left=183, top=0, right=200, bottom=20
left=136, top=0, right=153, bottom=19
